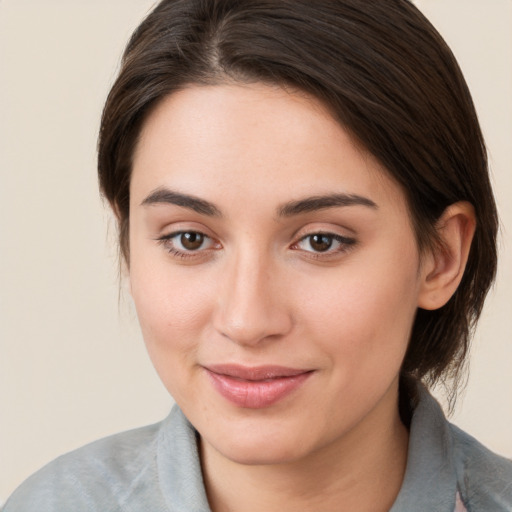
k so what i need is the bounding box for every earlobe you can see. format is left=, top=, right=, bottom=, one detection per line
left=418, top=202, right=476, bottom=310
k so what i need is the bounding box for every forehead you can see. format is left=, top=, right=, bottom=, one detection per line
left=130, top=83, right=408, bottom=216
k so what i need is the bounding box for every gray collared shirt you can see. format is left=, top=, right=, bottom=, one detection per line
left=3, top=387, right=512, bottom=511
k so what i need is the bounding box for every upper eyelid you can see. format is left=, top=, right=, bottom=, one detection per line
left=156, top=223, right=217, bottom=239
left=158, top=230, right=207, bottom=238
left=291, top=222, right=356, bottom=241
left=294, top=232, right=356, bottom=248
left=297, top=231, right=354, bottom=241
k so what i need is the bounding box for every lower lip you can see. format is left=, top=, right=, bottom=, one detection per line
left=205, top=370, right=312, bottom=409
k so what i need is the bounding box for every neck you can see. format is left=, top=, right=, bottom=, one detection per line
left=200, top=384, right=409, bottom=512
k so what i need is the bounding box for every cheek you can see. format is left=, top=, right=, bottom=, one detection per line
left=129, top=257, right=214, bottom=388
left=299, top=253, right=420, bottom=375
left=130, top=239, right=213, bottom=330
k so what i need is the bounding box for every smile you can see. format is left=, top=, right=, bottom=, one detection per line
left=203, top=364, right=313, bottom=409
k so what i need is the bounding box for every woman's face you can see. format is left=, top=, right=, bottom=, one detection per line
left=129, top=83, right=427, bottom=465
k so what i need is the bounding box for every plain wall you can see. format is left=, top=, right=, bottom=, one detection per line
left=1, top=0, right=511, bottom=502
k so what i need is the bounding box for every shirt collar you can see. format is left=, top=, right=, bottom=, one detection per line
left=390, top=385, right=458, bottom=511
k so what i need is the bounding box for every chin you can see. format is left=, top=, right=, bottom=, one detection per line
left=199, top=414, right=319, bottom=466
left=215, top=437, right=306, bottom=466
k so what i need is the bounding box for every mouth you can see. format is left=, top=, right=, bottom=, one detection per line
left=203, top=364, right=314, bottom=409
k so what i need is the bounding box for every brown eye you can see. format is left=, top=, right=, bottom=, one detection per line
left=157, top=230, right=218, bottom=259
left=180, top=232, right=205, bottom=250
left=295, top=232, right=356, bottom=255
left=309, top=234, right=333, bottom=252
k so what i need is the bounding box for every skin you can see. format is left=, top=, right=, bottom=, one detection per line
left=128, top=83, right=475, bottom=512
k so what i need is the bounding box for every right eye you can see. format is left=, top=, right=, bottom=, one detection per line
left=157, top=231, right=219, bottom=258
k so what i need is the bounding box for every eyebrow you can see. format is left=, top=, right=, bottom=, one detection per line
left=141, top=188, right=222, bottom=217
left=278, top=193, right=378, bottom=217
left=141, top=187, right=377, bottom=218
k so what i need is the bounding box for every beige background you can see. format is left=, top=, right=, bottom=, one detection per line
left=1, top=0, right=511, bottom=502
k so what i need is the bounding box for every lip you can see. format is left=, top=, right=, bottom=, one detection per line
left=203, top=364, right=313, bottom=409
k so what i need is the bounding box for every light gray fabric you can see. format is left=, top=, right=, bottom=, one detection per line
left=4, top=388, right=512, bottom=511
left=390, top=386, right=512, bottom=511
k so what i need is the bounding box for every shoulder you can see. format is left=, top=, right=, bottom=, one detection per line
left=449, top=423, right=512, bottom=511
left=2, top=418, right=165, bottom=512
left=394, top=385, right=512, bottom=512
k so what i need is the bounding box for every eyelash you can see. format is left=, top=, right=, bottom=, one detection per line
left=156, top=231, right=356, bottom=260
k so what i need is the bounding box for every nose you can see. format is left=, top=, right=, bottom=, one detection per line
left=213, top=250, right=293, bottom=347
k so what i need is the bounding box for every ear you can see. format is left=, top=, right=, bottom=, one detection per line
left=418, top=202, right=476, bottom=310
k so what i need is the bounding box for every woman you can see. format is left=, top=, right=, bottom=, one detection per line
left=4, top=1, right=511, bottom=511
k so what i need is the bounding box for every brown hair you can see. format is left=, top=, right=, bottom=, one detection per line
left=98, top=0, right=498, bottom=398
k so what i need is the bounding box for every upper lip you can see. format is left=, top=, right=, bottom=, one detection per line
left=204, top=364, right=311, bottom=381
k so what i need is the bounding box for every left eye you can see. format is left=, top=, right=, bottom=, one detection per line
left=296, top=233, right=355, bottom=253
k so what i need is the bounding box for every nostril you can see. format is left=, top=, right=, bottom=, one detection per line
left=214, top=301, right=293, bottom=347
left=212, top=257, right=293, bottom=345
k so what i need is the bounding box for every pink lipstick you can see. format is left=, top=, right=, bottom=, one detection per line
left=204, top=364, right=313, bottom=409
